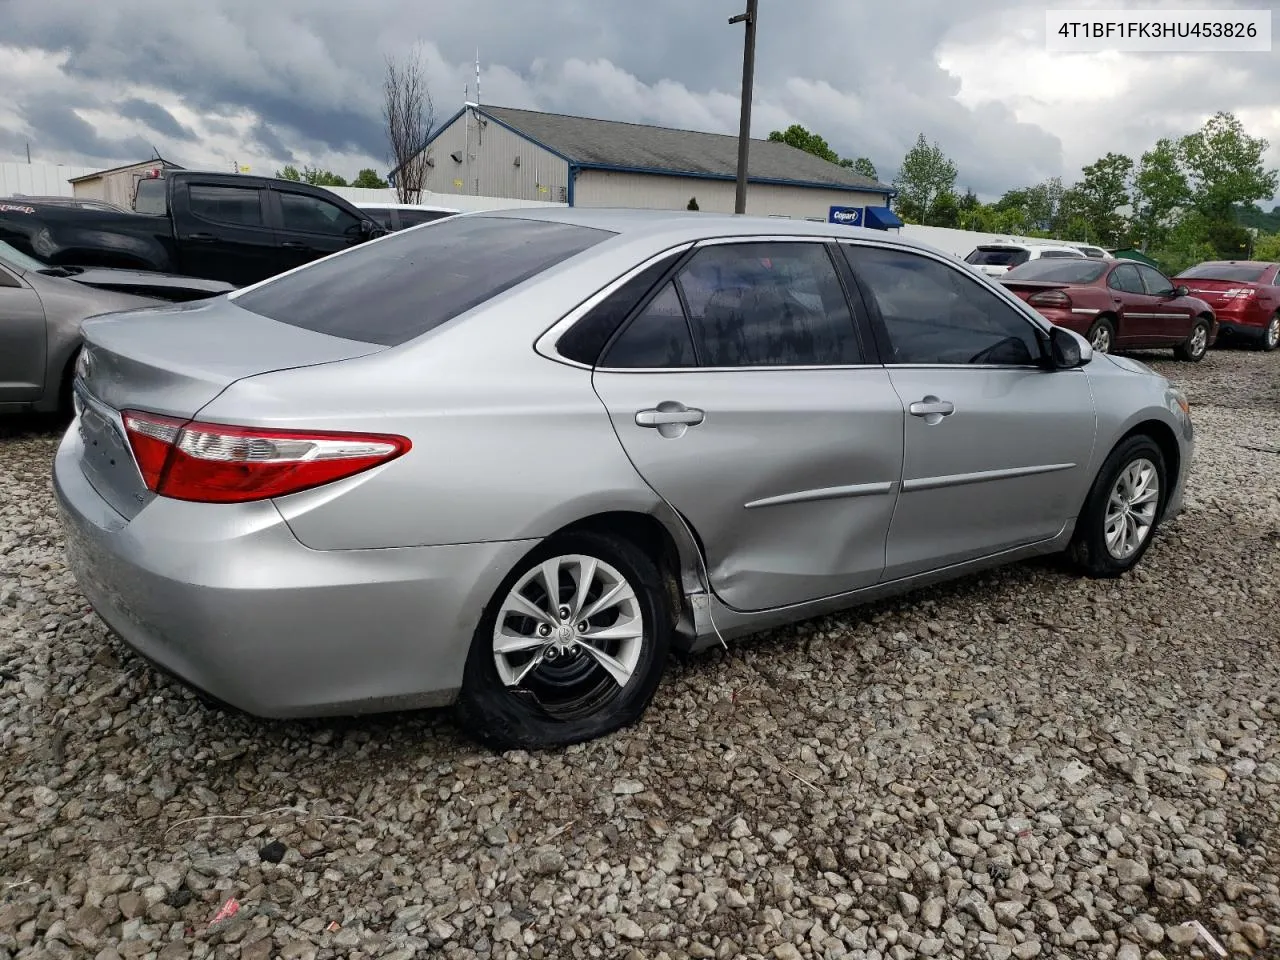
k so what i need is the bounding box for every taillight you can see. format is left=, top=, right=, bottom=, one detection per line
left=1028, top=290, right=1072, bottom=308
left=121, top=411, right=410, bottom=503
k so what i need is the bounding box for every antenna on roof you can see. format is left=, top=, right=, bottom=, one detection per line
left=475, top=49, right=481, bottom=105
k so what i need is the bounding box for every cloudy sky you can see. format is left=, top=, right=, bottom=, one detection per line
left=2, top=0, right=1277, bottom=201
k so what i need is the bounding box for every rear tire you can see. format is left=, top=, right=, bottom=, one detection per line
left=454, top=530, right=671, bottom=750
left=1174, top=318, right=1210, bottom=362
left=1087, top=317, right=1115, bottom=354
left=1259, top=313, right=1280, bottom=352
left=1067, top=435, right=1167, bottom=578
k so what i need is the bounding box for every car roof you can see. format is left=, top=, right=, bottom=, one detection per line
left=465, top=206, right=946, bottom=254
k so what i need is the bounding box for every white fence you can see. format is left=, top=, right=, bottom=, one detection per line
left=327, top=185, right=566, bottom=212
left=0, top=161, right=97, bottom=198
left=895, top=224, right=1092, bottom=259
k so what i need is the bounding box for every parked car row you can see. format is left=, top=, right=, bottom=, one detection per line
left=53, top=209, right=1196, bottom=747
left=995, top=255, right=1279, bottom=357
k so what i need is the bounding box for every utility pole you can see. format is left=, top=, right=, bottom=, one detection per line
left=729, top=0, right=758, bottom=214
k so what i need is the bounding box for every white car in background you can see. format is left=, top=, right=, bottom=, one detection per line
left=357, top=203, right=460, bottom=232
left=1071, top=244, right=1114, bottom=260
left=964, top=242, right=1087, bottom=277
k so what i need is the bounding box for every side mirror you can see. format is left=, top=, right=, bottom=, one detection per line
left=1173, top=284, right=1189, bottom=298
left=1048, top=325, right=1091, bottom=369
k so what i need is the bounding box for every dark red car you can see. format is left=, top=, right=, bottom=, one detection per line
left=1000, top=257, right=1217, bottom=361
left=1173, top=260, right=1280, bottom=352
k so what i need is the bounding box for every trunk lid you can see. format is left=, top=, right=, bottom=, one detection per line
left=73, top=297, right=386, bottom=520
left=51, top=265, right=236, bottom=302
left=1175, top=277, right=1255, bottom=307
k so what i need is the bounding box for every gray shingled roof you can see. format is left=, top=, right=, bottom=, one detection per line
left=478, top=105, right=892, bottom=193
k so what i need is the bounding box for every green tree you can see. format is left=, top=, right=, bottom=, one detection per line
left=1147, top=211, right=1217, bottom=275
left=1130, top=138, right=1190, bottom=250
left=768, top=124, right=840, bottom=164
left=893, top=134, right=958, bottom=225
left=1067, top=152, right=1133, bottom=245
left=351, top=168, right=389, bottom=189
left=849, top=157, right=878, bottom=180
left=930, top=191, right=961, bottom=228
left=1254, top=231, right=1280, bottom=261
left=687, top=197, right=699, bottom=211
left=1180, top=112, right=1279, bottom=219
left=275, top=164, right=349, bottom=187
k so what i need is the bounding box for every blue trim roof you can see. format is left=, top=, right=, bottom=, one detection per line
left=575, top=161, right=894, bottom=196
left=398, top=104, right=897, bottom=197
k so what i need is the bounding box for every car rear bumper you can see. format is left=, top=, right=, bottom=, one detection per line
left=53, top=425, right=533, bottom=718
left=1216, top=313, right=1270, bottom=337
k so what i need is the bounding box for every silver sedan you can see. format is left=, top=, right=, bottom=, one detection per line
left=53, top=210, right=1193, bottom=748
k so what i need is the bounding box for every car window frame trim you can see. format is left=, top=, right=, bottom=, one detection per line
left=540, top=234, right=887, bottom=373
left=606, top=236, right=871, bottom=371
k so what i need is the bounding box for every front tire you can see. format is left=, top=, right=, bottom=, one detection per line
left=455, top=531, right=671, bottom=750
left=1087, top=316, right=1115, bottom=354
left=1068, top=435, right=1167, bottom=578
left=1174, top=318, right=1210, bottom=361
left=1259, top=313, right=1280, bottom=352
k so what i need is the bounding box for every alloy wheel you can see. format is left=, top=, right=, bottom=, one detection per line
left=1267, top=316, right=1280, bottom=349
left=1104, top=458, right=1160, bottom=560
left=1188, top=324, right=1208, bottom=358
left=1092, top=326, right=1112, bottom=353
left=492, top=554, right=644, bottom=719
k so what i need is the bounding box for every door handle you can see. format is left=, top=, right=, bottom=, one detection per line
left=186, top=233, right=216, bottom=242
left=636, top=407, right=705, bottom=427
left=909, top=397, right=955, bottom=420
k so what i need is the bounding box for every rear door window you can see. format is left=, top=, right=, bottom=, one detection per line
left=234, top=216, right=613, bottom=346
left=188, top=185, right=265, bottom=226
left=1108, top=264, right=1146, bottom=294
left=674, top=242, right=862, bottom=366
left=601, top=281, right=697, bottom=367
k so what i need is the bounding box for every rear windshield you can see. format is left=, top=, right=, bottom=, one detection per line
left=235, top=216, right=614, bottom=346
left=965, top=247, right=1029, bottom=267
left=1005, top=259, right=1107, bottom=283
left=1177, top=263, right=1268, bottom=283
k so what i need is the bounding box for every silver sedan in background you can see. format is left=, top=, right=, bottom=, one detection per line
left=53, top=210, right=1193, bottom=749
left=0, top=241, right=233, bottom=414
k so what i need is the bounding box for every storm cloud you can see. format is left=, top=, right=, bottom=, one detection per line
left=1, top=0, right=1276, bottom=200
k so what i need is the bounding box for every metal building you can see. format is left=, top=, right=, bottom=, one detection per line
left=68, top=158, right=183, bottom=210
left=394, top=105, right=900, bottom=225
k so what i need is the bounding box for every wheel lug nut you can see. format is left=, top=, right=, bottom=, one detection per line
left=537, top=624, right=551, bottom=637
left=577, top=621, right=589, bottom=633
left=558, top=605, right=572, bottom=620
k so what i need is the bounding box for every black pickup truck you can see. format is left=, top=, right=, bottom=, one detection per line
left=0, top=172, right=385, bottom=287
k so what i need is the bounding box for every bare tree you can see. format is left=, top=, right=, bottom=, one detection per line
left=383, top=46, right=436, bottom=203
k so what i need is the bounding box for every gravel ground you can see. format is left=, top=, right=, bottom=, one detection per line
left=1, top=349, right=1277, bottom=960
